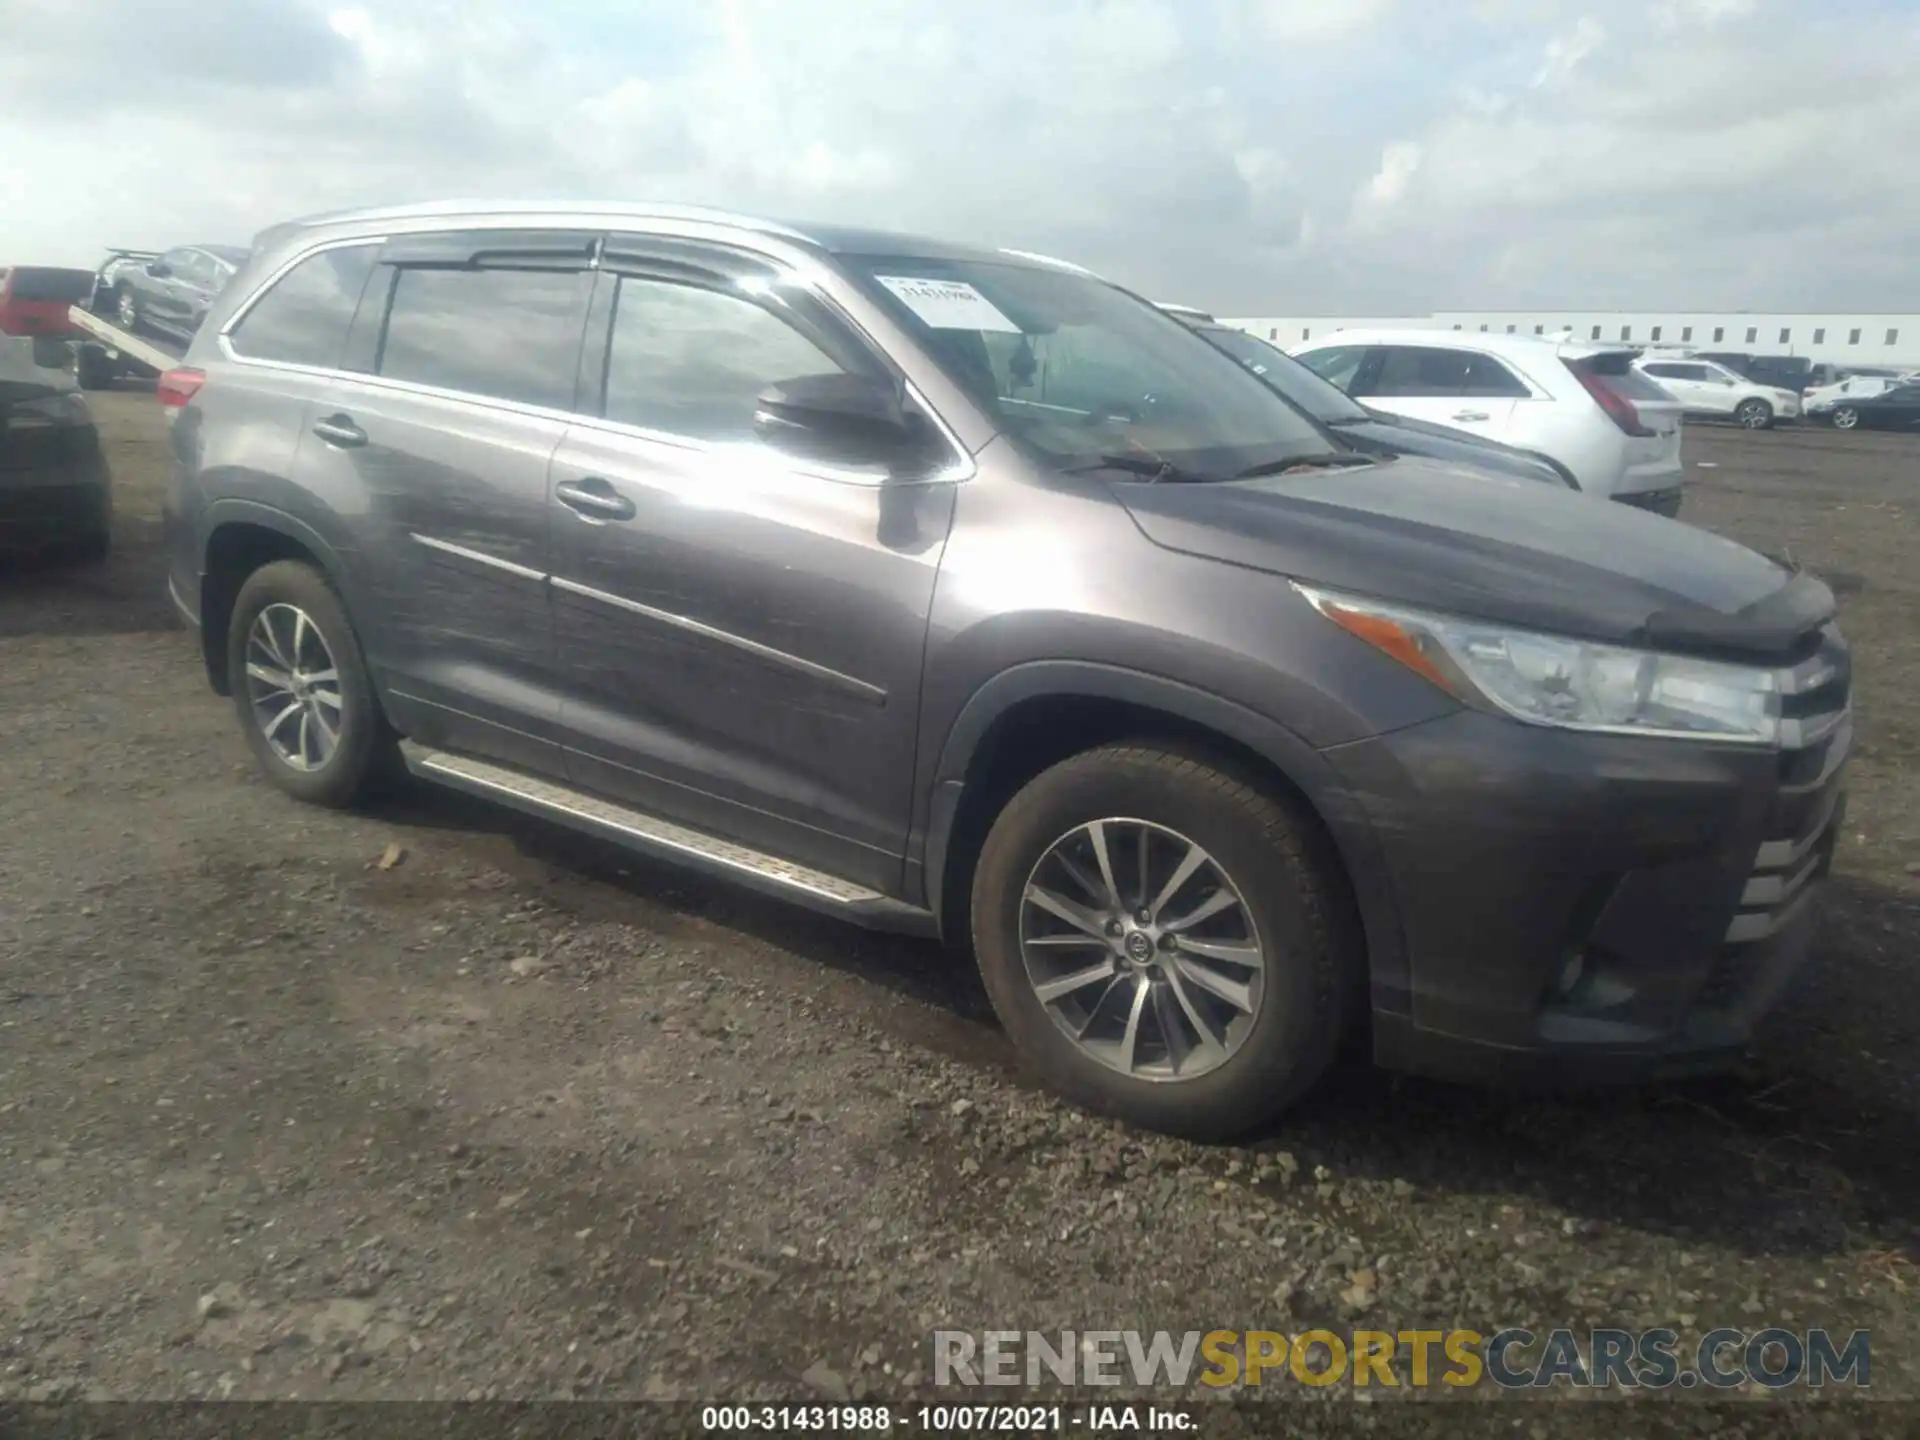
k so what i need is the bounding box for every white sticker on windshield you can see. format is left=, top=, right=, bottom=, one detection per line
left=876, top=276, right=1022, bottom=334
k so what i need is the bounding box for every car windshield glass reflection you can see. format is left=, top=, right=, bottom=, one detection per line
left=844, top=257, right=1345, bottom=481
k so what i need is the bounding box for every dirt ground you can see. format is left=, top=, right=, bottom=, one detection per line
left=1, top=393, right=1916, bottom=1429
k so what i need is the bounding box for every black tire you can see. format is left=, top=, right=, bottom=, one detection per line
left=73, top=347, right=116, bottom=391
left=970, top=743, right=1359, bottom=1140
left=1735, top=397, right=1773, bottom=430
left=114, top=285, right=140, bottom=335
left=226, top=559, right=399, bottom=808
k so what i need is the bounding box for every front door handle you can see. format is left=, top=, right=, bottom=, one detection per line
left=311, top=414, right=367, bottom=448
left=555, top=477, right=636, bottom=522
left=1450, top=409, right=1491, bottom=423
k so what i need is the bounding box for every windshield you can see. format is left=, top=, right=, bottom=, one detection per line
left=841, top=255, right=1335, bottom=478
left=1192, top=327, right=1370, bottom=424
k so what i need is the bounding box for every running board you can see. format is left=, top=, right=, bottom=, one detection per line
left=400, top=743, right=937, bottom=936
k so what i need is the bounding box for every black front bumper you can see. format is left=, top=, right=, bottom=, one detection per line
left=1326, top=680, right=1850, bottom=1086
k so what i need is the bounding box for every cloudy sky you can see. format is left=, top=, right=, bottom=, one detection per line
left=3, top=0, right=1915, bottom=314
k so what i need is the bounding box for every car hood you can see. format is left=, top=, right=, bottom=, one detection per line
left=1114, top=457, right=1833, bottom=660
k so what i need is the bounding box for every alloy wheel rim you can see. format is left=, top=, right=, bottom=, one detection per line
left=117, top=292, right=135, bottom=326
left=1834, top=409, right=1858, bottom=429
left=245, top=603, right=343, bottom=771
left=1739, top=402, right=1768, bottom=428
left=1018, top=818, right=1266, bottom=1083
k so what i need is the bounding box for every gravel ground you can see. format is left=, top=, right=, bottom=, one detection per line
left=1, top=394, right=1916, bottom=1431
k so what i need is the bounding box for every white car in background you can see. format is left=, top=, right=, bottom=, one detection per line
left=1289, top=329, right=1686, bottom=515
left=1632, top=356, right=1801, bottom=430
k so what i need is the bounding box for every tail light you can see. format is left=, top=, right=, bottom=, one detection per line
left=1569, top=364, right=1654, bottom=437
left=156, top=367, right=205, bottom=413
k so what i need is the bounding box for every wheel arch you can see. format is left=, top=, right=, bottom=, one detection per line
left=197, top=501, right=354, bottom=696
left=918, top=662, right=1404, bottom=1000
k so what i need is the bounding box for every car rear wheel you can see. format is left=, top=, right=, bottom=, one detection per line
left=970, top=743, right=1358, bottom=1140
left=1735, top=398, right=1774, bottom=430
left=114, top=286, right=139, bottom=332
left=1831, top=406, right=1861, bottom=430
left=227, top=560, right=398, bottom=809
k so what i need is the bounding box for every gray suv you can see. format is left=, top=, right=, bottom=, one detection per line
left=161, top=202, right=1851, bottom=1138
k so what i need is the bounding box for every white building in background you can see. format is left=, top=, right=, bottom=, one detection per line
left=1221, top=311, right=1920, bottom=368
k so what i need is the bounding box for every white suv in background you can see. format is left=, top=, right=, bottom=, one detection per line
left=1632, top=356, right=1801, bottom=430
left=1289, top=330, right=1685, bottom=515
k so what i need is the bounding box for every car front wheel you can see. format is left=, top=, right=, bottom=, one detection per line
left=970, top=743, right=1359, bottom=1140
left=1830, top=406, right=1861, bottom=430
left=226, top=560, right=398, bottom=808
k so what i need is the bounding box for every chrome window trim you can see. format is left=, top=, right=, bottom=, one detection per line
left=216, top=219, right=978, bottom=488
left=219, top=233, right=391, bottom=353
left=548, top=577, right=887, bottom=704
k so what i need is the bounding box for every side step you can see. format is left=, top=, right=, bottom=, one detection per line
left=400, top=743, right=938, bottom=936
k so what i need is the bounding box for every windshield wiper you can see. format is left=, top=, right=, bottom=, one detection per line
left=1061, top=454, right=1208, bottom=484
left=1229, top=452, right=1381, bottom=480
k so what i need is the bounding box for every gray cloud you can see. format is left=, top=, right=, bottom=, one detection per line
left=0, top=0, right=1915, bottom=313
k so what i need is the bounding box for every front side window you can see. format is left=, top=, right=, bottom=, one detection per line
left=1294, top=345, right=1369, bottom=391
left=601, top=276, right=859, bottom=443
left=377, top=266, right=591, bottom=410
left=228, top=243, right=378, bottom=369
left=1366, top=346, right=1529, bottom=399
left=843, top=256, right=1330, bottom=477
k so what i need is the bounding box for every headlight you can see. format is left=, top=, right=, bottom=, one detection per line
left=8, top=392, right=91, bottom=426
left=1296, top=584, right=1780, bottom=745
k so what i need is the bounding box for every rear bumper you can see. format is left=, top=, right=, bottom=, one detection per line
left=1327, top=698, right=1849, bottom=1087
left=0, top=445, right=113, bottom=553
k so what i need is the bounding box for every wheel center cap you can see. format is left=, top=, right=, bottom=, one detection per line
left=1123, top=930, right=1155, bottom=963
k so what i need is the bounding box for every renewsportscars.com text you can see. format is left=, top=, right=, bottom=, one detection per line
left=933, top=1327, right=1871, bottom=1390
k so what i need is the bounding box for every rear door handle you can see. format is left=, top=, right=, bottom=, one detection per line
left=1450, top=410, right=1491, bottom=423
left=555, top=477, right=636, bottom=522
left=311, top=414, right=367, bottom=448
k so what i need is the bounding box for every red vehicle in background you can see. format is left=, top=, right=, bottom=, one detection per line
left=0, top=252, right=170, bottom=389
left=0, top=264, right=98, bottom=339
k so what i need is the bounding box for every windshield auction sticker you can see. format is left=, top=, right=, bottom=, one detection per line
left=877, top=276, right=1022, bottom=333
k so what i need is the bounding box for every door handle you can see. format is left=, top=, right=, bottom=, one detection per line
left=311, top=414, right=367, bottom=448
left=1450, top=410, right=1491, bottom=423
left=555, top=477, right=636, bottom=522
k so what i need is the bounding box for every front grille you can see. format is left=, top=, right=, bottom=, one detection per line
left=1700, top=624, right=1851, bottom=1008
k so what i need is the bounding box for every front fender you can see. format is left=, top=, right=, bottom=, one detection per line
left=915, top=660, right=1408, bottom=1008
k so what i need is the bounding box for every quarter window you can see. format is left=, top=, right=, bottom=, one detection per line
left=378, top=266, right=591, bottom=410
left=227, top=243, right=379, bottom=369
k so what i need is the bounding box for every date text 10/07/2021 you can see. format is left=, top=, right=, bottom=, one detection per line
left=700, top=1405, right=1196, bottom=1432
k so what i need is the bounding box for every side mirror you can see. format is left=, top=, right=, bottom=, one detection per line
left=147, top=261, right=172, bottom=278
left=753, top=372, right=911, bottom=462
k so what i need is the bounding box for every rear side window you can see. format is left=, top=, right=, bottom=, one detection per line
left=1366, top=346, right=1530, bottom=398
left=1573, top=352, right=1674, bottom=403
left=229, top=244, right=379, bottom=369
left=600, top=276, right=854, bottom=442
left=377, top=267, right=592, bottom=411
